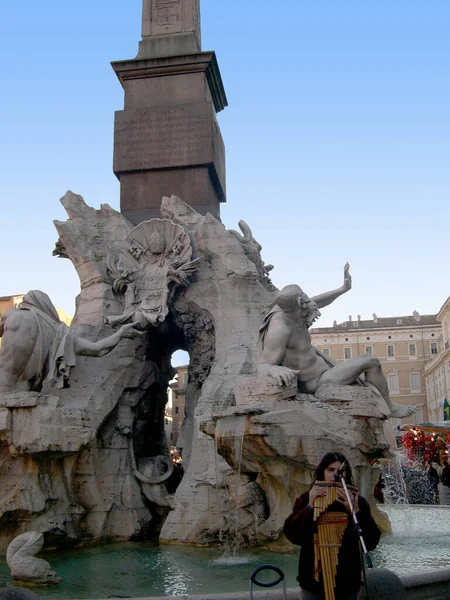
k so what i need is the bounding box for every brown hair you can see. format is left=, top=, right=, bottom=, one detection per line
left=314, top=452, right=355, bottom=486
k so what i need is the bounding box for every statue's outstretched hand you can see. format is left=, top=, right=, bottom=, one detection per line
left=268, top=365, right=299, bottom=387
left=117, top=322, right=146, bottom=339
left=343, top=262, right=352, bottom=291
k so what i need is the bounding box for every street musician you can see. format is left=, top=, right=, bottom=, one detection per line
left=283, top=453, right=381, bottom=600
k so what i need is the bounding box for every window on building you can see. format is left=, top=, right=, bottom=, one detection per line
left=430, top=342, right=438, bottom=355
left=344, top=347, right=352, bottom=360
left=388, top=373, right=399, bottom=393
left=175, top=406, right=179, bottom=414
left=387, top=345, right=395, bottom=358
left=408, top=344, right=416, bottom=356
left=413, top=406, right=424, bottom=425
left=183, top=372, right=189, bottom=384
left=322, top=348, right=330, bottom=358
left=365, top=346, right=373, bottom=355
left=410, top=372, right=421, bottom=393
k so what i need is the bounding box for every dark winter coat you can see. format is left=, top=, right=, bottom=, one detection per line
left=283, top=491, right=381, bottom=598
left=442, top=465, right=450, bottom=487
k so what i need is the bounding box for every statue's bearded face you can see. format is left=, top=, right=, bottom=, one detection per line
left=297, top=294, right=321, bottom=327
left=274, top=285, right=321, bottom=326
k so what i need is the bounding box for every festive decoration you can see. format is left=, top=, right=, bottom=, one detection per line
left=401, top=426, right=450, bottom=464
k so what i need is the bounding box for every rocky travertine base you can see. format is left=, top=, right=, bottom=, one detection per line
left=0, top=194, right=391, bottom=549
left=162, top=376, right=391, bottom=545
left=0, top=193, right=273, bottom=549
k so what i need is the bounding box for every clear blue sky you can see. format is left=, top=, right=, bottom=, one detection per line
left=1, top=0, right=449, bottom=328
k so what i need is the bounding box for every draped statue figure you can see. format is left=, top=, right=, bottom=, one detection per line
left=0, top=290, right=140, bottom=392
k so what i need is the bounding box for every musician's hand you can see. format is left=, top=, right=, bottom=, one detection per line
left=308, top=485, right=326, bottom=508
left=336, top=488, right=359, bottom=513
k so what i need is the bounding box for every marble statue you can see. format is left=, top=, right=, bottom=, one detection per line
left=228, top=220, right=275, bottom=290
left=0, top=290, right=141, bottom=392
left=0, top=193, right=395, bottom=550
left=106, top=218, right=200, bottom=328
left=257, top=264, right=415, bottom=419
left=6, top=532, right=61, bottom=584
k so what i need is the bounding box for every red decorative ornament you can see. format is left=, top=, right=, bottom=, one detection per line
left=401, top=429, right=441, bottom=463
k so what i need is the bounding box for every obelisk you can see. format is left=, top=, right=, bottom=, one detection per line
left=111, top=0, right=228, bottom=224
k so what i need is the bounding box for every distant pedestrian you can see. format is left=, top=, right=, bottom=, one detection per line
left=442, top=460, right=450, bottom=486
left=440, top=460, right=450, bottom=505
left=405, top=462, right=428, bottom=504
left=424, top=462, right=440, bottom=504
left=373, top=474, right=385, bottom=503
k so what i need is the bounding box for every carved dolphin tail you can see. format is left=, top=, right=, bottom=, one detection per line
left=6, top=531, right=62, bottom=585
left=129, top=438, right=174, bottom=484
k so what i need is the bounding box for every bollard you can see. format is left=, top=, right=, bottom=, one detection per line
left=359, top=567, right=406, bottom=600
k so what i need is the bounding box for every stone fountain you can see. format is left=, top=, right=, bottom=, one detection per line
left=0, top=189, right=396, bottom=554
left=2, top=4, right=450, bottom=599
left=0, top=0, right=405, bottom=560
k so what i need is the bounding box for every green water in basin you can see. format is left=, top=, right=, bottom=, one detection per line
left=0, top=542, right=298, bottom=599
left=0, top=506, right=449, bottom=599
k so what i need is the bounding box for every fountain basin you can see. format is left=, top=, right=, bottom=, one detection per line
left=0, top=506, right=448, bottom=599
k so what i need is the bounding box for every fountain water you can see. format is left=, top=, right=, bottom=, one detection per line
left=380, top=453, right=409, bottom=504
left=380, top=448, right=444, bottom=505
left=214, top=415, right=249, bottom=561
left=372, top=505, right=450, bottom=573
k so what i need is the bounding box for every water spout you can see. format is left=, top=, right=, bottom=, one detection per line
left=214, top=414, right=249, bottom=559
left=380, top=452, right=409, bottom=504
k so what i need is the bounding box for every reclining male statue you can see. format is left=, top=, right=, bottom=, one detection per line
left=0, top=290, right=141, bottom=393
left=258, top=264, right=415, bottom=419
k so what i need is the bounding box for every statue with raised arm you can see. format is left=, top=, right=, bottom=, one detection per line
left=258, top=264, right=415, bottom=419
left=0, top=290, right=141, bottom=393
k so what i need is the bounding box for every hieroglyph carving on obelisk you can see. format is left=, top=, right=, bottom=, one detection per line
left=140, top=0, right=201, bottom=56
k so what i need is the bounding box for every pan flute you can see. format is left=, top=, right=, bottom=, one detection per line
left=313, top=481, right=357, bottom=600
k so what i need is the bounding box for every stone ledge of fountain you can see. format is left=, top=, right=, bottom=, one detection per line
left=234, top=376, right=298, bottom=405
left=400, top=567, right=450, bottom=600
left=70, top=590, right=301, bottom=600
left=68, top=567, right=450, bottom=600
left=0, top=392, right=93, bottom=455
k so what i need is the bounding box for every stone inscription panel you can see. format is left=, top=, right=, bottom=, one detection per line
left=142, top=0, right=200, bottom=41
left=151, top=0, right=182, bottom=35
left=114, top=102, right=214, bottom=173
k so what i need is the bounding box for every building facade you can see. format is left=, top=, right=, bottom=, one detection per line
left=424, top=297, right=450, bottom=423
left=169, top=364, right=188, bottom=447
left=310, top=312, right=441, bottom=426
left=0, top=294, right=24, bottom=316
left=164, top=404, right=173, bottom=445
